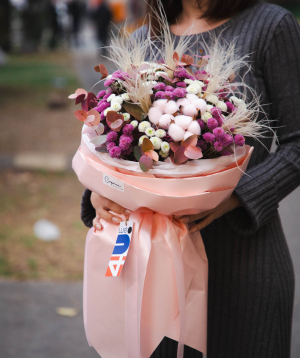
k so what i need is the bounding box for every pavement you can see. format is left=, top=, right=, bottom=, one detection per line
left=1, top=23, right=299, bottom=358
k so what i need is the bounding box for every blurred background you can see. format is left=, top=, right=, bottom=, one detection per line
left=0, top=0, right=299, bottom=357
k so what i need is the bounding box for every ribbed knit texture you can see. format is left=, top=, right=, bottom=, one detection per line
left=80, top=2, right=299, bottom=357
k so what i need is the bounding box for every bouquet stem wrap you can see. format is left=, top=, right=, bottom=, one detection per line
left=73, top=141, right=253, bottom=358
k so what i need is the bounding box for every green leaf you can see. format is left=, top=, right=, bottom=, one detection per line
left=123, top=102, right=144, bottom=121
left=139, top=155, right=153, bottom=172
left=133, top=146, right=143, bottom=161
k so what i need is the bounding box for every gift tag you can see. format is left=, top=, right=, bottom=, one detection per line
left=105, top=221, right=133, bottom=277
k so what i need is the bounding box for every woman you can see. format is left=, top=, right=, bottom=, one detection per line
left=81, top=0, right=300, bottom=357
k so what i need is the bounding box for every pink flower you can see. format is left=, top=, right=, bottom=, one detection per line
left=207, top=118, right=218, bottom=130
left=97, top=101, right=110, bottom=112
left=155, top=91, right=164, bottom=98
left=173, top=88, right=186, bottom=98
left=211, top=107, right=222, bottom=118
left=121, top=145, right=133, bottom=156
left=162, top=91, right=174, bottom=100
left=234, top=134, right=245, bottom=146
left=197, top=139, right=207, bottom=151
left=221, top=150, right=232, bottom=156
left=109, top=146, right=122, bottom=158
left=214, top=141, right=223, bottom=152
left=176, top=82, right=187, bottom=88
left=122, top=124, right=134, bottom=134
left=100, top=112, right=105, bottom=121
left=107, top=142, right=116, bottom=151
left=104, top=78, right=115, bottom=87
left=203, top=132, right=215, bottom=144
left=213, top=127, right=226, bottom=140
left=225, top=102, right=235, bottom=113
left=119, top=137, right=132, bottom=150
left=106, top=131, right=118, bottom=142
left=165, top=85, right=174, bottom=92
left=96, top=90, right=106, bottom=99
left=103, top=94, right=110, bottom=100
left=223, top=133, right=234, bottom=146
left=154, top=83, right=166, bottom=91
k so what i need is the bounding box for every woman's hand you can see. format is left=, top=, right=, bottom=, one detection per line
left=91, top=192, right=131, bottom=230
left=174, top=193, right=241, bottom=233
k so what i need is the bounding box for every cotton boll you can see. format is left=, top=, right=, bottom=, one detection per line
left=152, top=99, right=168, bottom=112
left=174, top=115, right=193, bottom=130
left=168, top=123, right=186, bottom=141
left=159, top=114, right=174, bottom=129
left=176, top=98, right=190, bottom=107
left=182, top=104, right=198, bottom=116
left=186, top=93, right=199, bottom=102
left=188, top=121, right=201, bottom=135
left=148, top=107, right=162, bottom=124
left=164, top=100, right=179, bottom=114
left=184, top=131, right=194, bottom=141
left=192, top=98, right=207, bottom=115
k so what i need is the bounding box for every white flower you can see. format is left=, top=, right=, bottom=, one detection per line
left=216, top=101, right=227, bottom=112
left=147, top=75, right=155, bottom=81
left=202, top=112, right=212, bottom=122
left=160, top=141, right=170, bottom=153
left=130, top=120, right=138, bottom=128
left=230, top=96, right=239, bottom=105
left=123, top=113, right=130, bottom=121
left=194, top=80, right=204, bottom=88
left=159, top=150, right=169, bottom=158
left=138, top=121, right=151, bottom=132
left=145, top=127, right=156, bottom=137
left=111, top=102, right=122, bottom=111
left=230, top=96, right=246, bottom=110
left=206, top=104, right=214, bottom=113
left=107, top=74, right=112, bottom=79
left=104, top=107, right=112, bottom=116
left=111, top=96, right=123, bottom=104
left=150, top=136, right=162, bottom=150
left=154, top=71, right=166, bottom=78
left=186, top=84, right=201, bottom=95
left=121, top=93, right=130, bottom=101
left=155, top=129, right=166, bottom=138
left=138, top=135, right=148, bottom=146
left=205, top=94, right=219, bottom=104
left=184, top=79, right=194, bottom=85
left=107, top=94, right=116, bottom=102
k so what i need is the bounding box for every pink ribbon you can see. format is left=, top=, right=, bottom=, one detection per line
left=125, top=211, right=186, bottom=358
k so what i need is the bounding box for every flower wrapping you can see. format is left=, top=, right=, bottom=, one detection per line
left=72, top=140, right=253, bottom=358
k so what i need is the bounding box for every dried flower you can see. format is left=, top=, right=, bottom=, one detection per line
left=207, top=118, right=218, bottom=130
left=234, top=134, right=245, bottom=146
left=107, top=142, right=116, bottom=151
left=106, top=131, right=118, bottom=143
left=109, top=146, right=122, bottom=158
left=203, top=132, right=215, bottom=144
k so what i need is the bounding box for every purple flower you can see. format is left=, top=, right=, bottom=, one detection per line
left=173, top=88, right=186, bottom=98
left=109, top=146, right=122, bottom=158
left=223, top=133, right=234, bottom=147
left=162, top=91, right=174, bottom=99
left=103, top=125, right=110, bottom=134
left=97, top=101, right=110, bottom=112
left=106, top=131, right=118, bottom=143
left=234, top=134, right=245, bottom=147
left=107, top=142, right=116, bottom=151
left=165, top=85, right=174, bottom=92
left=154, top=83, right=166, bottom=91
left=176, top=82, right=187, bottom=88
left=213, top=127, right=226, bottom=140
left=100, top=112, right=105, bottom=121
left=202, top=86, right=207, bottom=91
left=221, top=150, right=232, bottom=156
left=155, top=91, right=164, bottom=98
left=120, top=134, right=133, bottom=142
left=106, top=87, right=113, bottom=95
left=211, top=107, right=222, bottom=118
left=177, top=70, right=191, bottom=79
left=103, top=94, right=110, bottom=100
left=214, top=141, right=223, bottom=152
left=122, top=124, right=134, bottom=135
left=203, top=132, right=215, bottom=144
left=207, top=117, right=218, bottom=130
left=96, top=90, right=106, bottom=99
left=104, top=78, right=115, bottom=87
left=225, top=102, right=235, bottom=113
left=195, top=70, right=207, bottom=75
left=197, top=139, right=208, bottom=151
left=197, top=119, right=206, bottom=130
left=122, top=146, right=133, bottom=156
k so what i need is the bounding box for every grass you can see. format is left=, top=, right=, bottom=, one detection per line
left=0, top=170, right=88, bottom=281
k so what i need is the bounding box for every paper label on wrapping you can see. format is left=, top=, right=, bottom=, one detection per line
left=105, top=221, right=133, bottom=277
left=103, top=174, right=124, bottom=192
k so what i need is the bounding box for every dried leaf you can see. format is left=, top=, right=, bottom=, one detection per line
left=75, top=93, right=86, bottom=105
left=182, top=135, right=198, bottom=148
left=139, top=155, right=153, bottom=172
left=181, top=54, right=194, bottom=66
left=141, top=137, right=154, bottom=153
left=170, top=142, right=181, bottom=152
left=173, top=52, right=179, bottom=62
left=184, top=146, right=203, bottom=159
left=123, top=102, right=144, bottom=121
left=95, top=145, right=108, bottom=153
left=134, top=146, right=144, bottom=161
left=145, top=150, right=159, bottom=161
left=74, top=109, right=87, bottom=122
left=106, top=111, right=124, bottom=123
left=90, top=134, right=108, bottom=145
left=173, top=146, right=188, bottom=164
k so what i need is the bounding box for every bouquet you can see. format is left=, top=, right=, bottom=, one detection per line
left=71, top=10, right=266, bottom=358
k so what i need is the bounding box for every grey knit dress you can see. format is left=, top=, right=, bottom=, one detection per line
left=80, top=3, right=300, bottom=357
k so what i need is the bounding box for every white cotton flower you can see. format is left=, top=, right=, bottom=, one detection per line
left=123, top=113, right=130, bottom=121
left=111, top=96, right=123, bottom=104
left=186, top=84, right=200, bottom=95
left=138, top=121, right=151, bottom=132
left=155, top=129, right=166, bottom=138
left=216, top=101, right=227, bottom=112
left=104, top=107, right=112, bottom=116
left=206, top=104, right=214, bottom=113
left=107, top=94, right=116, bottom=102
left=111, top=102, right=122, bottom=111
left=150, top=136, right=162, bottom=150
left=139, top=135, right=148, bottom=146
left=205, top=94, right=219, bottom=105
left=130, top=120, right=138, bottom=128
left=202, top=112, right=212, bottom=122
left=160, top=141, right=170, bottom=153
left=184, top=79, right=194, bottom=85
left=121, top=93, right=130, bottom=101
left=145, top=127, right=156, bottom=137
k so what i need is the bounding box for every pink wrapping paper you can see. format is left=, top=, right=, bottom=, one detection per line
left=73, top=144, right=253, bottom=358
